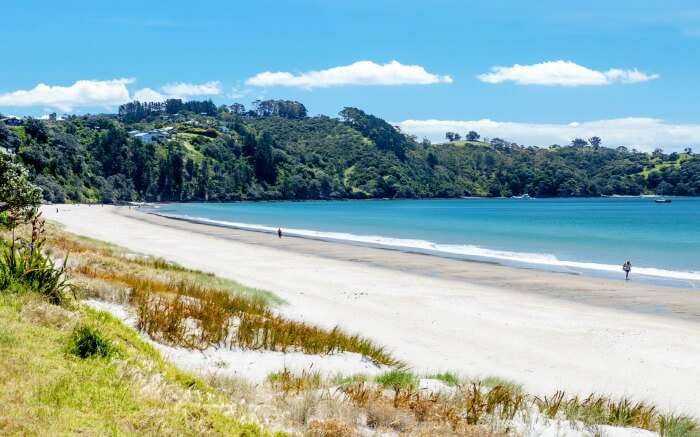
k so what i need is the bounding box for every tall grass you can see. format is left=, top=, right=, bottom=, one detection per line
left=72, top=254, right=400, bottom=366
left=536, top=391, right=691, bottom=433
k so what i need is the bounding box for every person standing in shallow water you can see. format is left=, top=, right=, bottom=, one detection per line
left=623, top=260, right=632, bottom=280
left=277, top=228, right=282, bottom=239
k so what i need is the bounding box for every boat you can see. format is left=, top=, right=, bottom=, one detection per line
left=511, top=194, right=531, bottom=199
left=655, top=198, right=672, bottom=203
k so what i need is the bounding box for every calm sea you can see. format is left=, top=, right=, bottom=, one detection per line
left=148, top=198, right=700, bottom=288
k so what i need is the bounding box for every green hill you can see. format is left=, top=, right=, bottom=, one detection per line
left=2, top=99, right=699, bottom=202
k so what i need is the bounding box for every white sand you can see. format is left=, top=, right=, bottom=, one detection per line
left=45, top=205, right=700, bottom=415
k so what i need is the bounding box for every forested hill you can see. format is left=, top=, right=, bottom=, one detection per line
left=1, top=99, right=699, bottom=203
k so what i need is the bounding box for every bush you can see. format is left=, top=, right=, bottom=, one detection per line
left=0, top=216, right=74, bottom=305
left=67, top=325, right=114, bottom=359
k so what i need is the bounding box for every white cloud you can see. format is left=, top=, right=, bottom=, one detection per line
left=245, top=60, right=453, bottom=89
left=478, top=61, right=659, bottom=86
left=161, top=81, right=221, bottom=98
left=132, top=87, right=167, bottom=102
left=0, top=78, right=134, bottom=111
left=396, top=118, right=700, bottom=152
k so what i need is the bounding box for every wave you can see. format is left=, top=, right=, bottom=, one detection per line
left=153, top=212, right=700, bottom=283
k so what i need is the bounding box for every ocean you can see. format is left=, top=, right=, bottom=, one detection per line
left=148, top=198, right=700, bottom=288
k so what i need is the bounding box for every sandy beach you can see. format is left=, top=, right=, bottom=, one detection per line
left=42, top=205, right=700, bottom=414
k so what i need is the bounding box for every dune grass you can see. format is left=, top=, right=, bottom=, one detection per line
left=376, top=369, right=418, bottom=390
left=268, top=368, right=323, bottom=396
left=535, top=391, right=698, bottom=435
left=0, top=291, right=282, bottom=436
left=40, top=222, right=400, bottom=366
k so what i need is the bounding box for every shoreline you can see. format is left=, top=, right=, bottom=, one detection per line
left=144, top=208, right=700, bottom=322
left=42, top=205, right=700, bottom=414
left=147, top=209, right=700, bottom=290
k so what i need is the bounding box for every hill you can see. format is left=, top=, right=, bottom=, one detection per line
left=1, top=99, right=699, bottom=203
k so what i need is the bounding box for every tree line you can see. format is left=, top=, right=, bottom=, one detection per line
left=1, top=100, right=699, bottom=203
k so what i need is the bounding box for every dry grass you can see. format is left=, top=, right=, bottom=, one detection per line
left=268, top=368, right=323, bottom=397
left=306, top=418, right=356, bottom=437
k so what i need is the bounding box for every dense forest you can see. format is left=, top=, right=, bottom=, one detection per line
left=1, top=98, right=699, bottom=203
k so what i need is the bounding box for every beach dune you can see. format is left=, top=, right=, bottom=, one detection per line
left=43, top=205, right=700, bottom=415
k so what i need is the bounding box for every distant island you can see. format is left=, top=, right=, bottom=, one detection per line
left=1, top=98, right=698, bottom=203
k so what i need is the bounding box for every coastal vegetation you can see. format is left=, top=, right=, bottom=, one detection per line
left=2, top=99, right=699, bottom=204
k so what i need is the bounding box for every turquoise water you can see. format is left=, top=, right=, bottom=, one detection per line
left=150, top=198, right=700, bottom=287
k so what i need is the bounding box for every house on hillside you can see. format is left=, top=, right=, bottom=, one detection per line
left=0, top=116, right=23, bottom=126
left=129, top=126, right=174, bottom=144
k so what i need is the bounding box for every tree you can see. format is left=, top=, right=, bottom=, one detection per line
left=229, top=103, right=246, bottom=115
left=466, top=131, right=480, bottom=141
left=253, top=100, right=307, bottom=119
left=588, top=136, right=602, bottom=148
left=339, top=107, right=412, bottom=159
left=426, top=152, right=438, bottom=168
left=0, top=154, right=42, bottom=239
left=684, top=147, right=693, bottom=155
left=24, top=118, right=49, bottom=142
left=0, top=121, right=20, bottom=151
left=445, top=132, right=461, bottom=142
left=571, top=138, right=588, bottom=147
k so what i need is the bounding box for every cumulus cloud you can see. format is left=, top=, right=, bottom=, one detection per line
left=160, top=81, right=221, bottom=98
left=396, top=118, right=699, bottom=152
left=0, top=78, right=134, bottom=111
left=245, top=60, right=453, bottom=89
left=478, top=61, right=659, bottom=86
left=132, top=87, right=167, bottom=102
left=0, top=78, right=224, bottom=108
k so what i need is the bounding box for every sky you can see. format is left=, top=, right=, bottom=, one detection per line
left=1, top=0, right=700, bottom=151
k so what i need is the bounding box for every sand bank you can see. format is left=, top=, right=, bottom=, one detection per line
left=43, top=205, right=700, bottom=414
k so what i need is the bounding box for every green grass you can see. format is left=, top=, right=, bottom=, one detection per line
left=659, top=414, right=700, bottom=437
left=375, top=369, right=417, bottom=390
left=0, top=292, right=282, bottom=436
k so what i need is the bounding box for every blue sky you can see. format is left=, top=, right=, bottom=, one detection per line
left=2, top=0, right=700, bottom=150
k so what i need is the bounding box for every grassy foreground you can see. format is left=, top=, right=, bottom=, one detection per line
left=0, top=291, right=283, bottom=436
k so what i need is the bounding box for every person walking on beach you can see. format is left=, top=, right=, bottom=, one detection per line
left=277, top=228, right=282, bottom=239
left=622, top=260, right=632, bottom=280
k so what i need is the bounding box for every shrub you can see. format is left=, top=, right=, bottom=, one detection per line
left=0, top=216, right=74, bottom=305
left=67, top=325, right=114, bottom=359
